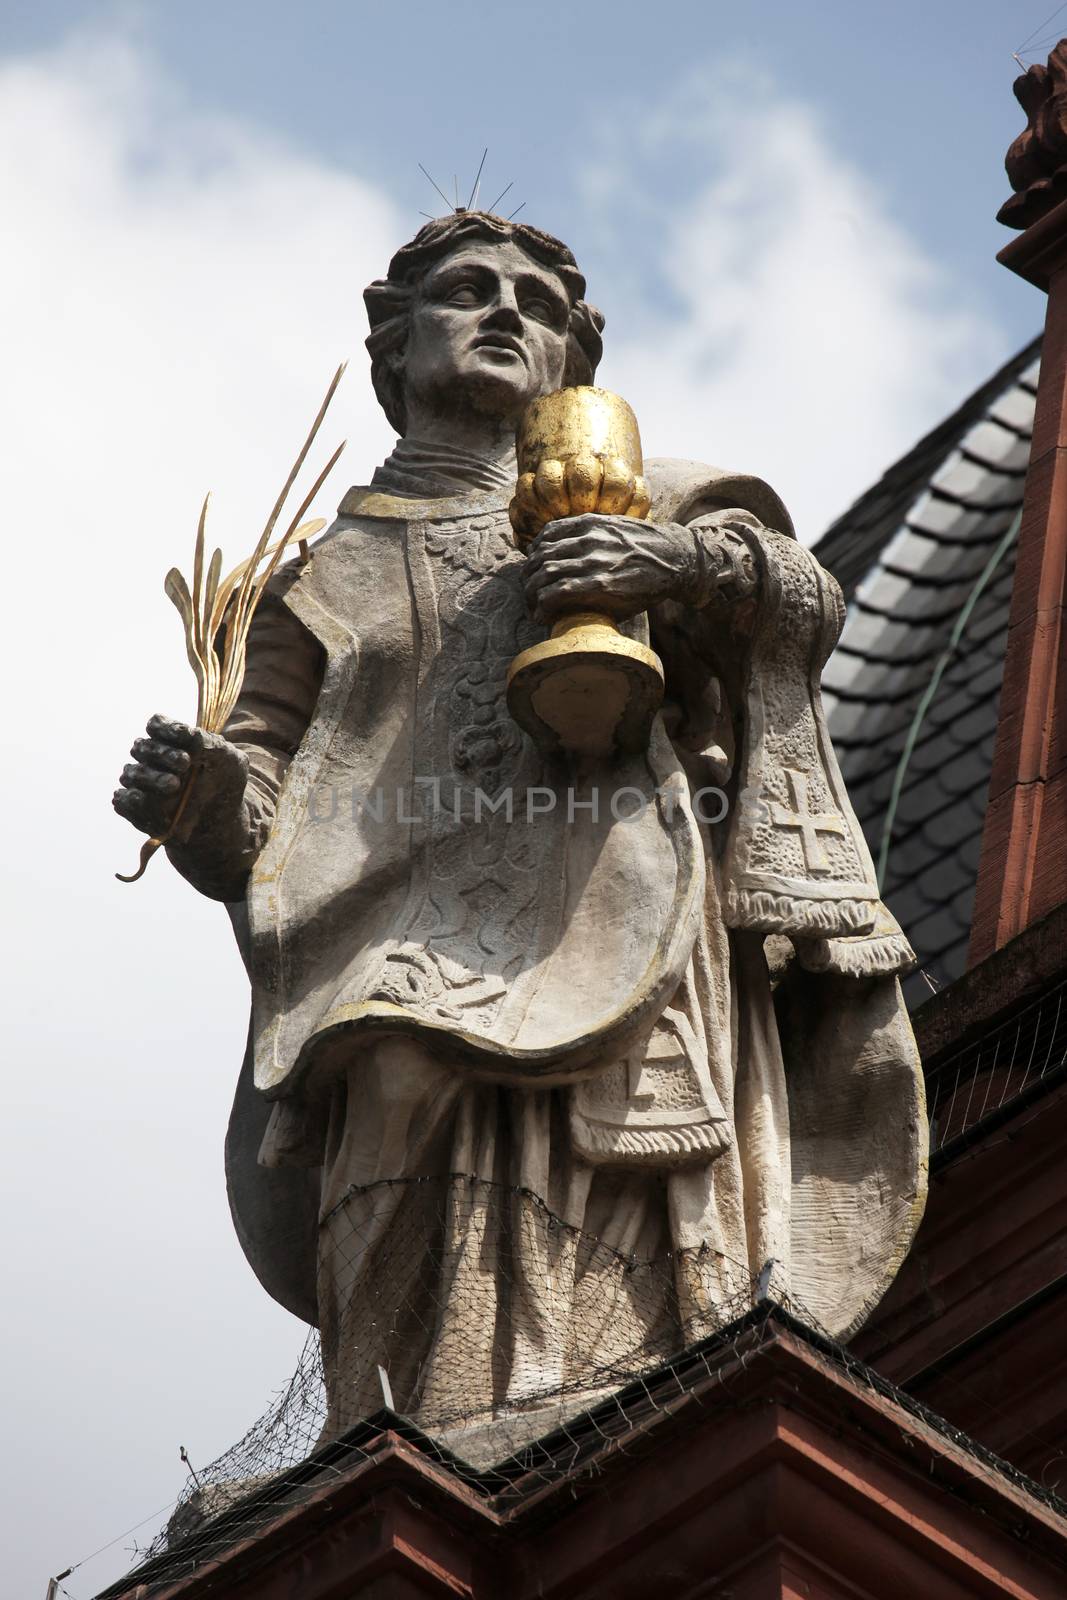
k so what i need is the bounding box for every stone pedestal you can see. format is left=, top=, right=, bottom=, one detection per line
left=99, top=1307, right=1067, bottom=1600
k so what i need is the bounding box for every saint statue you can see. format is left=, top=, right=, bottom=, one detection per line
left=114, top=211, right=926, bottom=1451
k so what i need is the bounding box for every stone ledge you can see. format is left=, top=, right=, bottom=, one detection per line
left=914, top=899, right=1067, bottom=1064
left=998, top=192, right=1067, bottom=290
left=99, top=1308, right=1067, bottom=1600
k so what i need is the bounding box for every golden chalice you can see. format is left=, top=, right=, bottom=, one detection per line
left=507, top=386, right=665, bottom=758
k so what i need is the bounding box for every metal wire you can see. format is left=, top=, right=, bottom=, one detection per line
left=875, top=507, right=1022, bottom=889
left=927, top=972, right=1067, bottom=1158
left=84, top=1163, right=1067, bottom=1599
left=95, top=1293, right=1067, bottom=1599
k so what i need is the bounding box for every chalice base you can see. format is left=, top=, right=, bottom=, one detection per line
left=506, top=613, right=665, bottom=759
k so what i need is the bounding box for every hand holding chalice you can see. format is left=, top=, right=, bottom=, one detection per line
left=507, top=387, right=666, bottom=759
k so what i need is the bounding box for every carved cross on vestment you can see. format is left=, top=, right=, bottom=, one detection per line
left=627, top=1024, right=687, bottom=1104
left=770, top=769, right=845, bottom=873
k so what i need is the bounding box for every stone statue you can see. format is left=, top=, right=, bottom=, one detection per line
left=114, top=211, right=926, bottom=1449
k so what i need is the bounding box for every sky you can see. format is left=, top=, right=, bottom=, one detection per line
left=0, top=1, right=1052, bottom=1593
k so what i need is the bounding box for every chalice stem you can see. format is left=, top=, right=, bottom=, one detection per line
left=549, top=610, right=616, bottom=639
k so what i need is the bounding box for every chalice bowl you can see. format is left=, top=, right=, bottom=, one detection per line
left=507, top=386, right=665, bottom=758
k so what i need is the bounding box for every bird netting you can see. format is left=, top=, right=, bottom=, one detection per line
left=95, top=1169, right=1067, bottom=1599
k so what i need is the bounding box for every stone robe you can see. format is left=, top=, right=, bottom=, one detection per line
left=217, top=458, right=926, bottom=1442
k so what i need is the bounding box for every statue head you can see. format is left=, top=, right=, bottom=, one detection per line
left=364, top=212, right=604, bottom=436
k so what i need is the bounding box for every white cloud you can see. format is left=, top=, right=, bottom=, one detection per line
left=588, top=62, right=1007, bottom=539
left=0, top=32, right=1009, bottom=1596
left=0, top=30, right=400, bottom=1596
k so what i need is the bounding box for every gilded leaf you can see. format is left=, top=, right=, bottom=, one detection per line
left=122, top=363, right=346, bottom=878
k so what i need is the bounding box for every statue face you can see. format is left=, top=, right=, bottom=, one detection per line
left=402, top=239, right=572, bottom=428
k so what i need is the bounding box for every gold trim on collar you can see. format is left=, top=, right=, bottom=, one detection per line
left=339, top=485, right=510, bottom=522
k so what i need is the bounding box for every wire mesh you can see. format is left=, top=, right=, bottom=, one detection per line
left=314, top=1170, right=755, bottom=1446
left=926, top=973, right=1067, bottom=1158
left=116, top=1173, right=756, bottom=1579
left=80, top=969, right=1067, bottom=1596
left=96, top=1171, right=1067, bottom=1598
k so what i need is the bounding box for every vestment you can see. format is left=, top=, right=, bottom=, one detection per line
left=209, top=456, right=924, bottom=1435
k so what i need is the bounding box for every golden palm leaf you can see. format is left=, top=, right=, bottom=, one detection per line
left=117, top=364, right=346, bottom=883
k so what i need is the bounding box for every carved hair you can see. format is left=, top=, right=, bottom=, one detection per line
left=364, top=212, right=605, bottom=434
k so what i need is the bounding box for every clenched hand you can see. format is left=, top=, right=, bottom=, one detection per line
left=113, top=714, right=248, bottom=841
left=522, top=514, right=702, bottom=624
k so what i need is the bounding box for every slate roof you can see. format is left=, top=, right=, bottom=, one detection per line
left=814, top=337, right=1040, bottom=1007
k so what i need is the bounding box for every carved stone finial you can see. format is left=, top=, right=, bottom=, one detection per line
left=999, top=41, right=1067, bottom=229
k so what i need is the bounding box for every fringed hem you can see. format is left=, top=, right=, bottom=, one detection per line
left=569, top=1117, right=729, bottom=1168
left=725, top=885, right=877, bottom=938
left=795, top=931, right=917, bottom=979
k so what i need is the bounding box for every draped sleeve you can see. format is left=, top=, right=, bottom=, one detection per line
left=647, top=470, right=914, bottom=975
